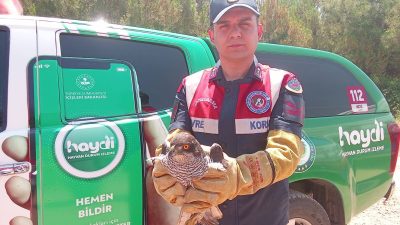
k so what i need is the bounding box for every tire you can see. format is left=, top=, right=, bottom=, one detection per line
left=288, top=190, right=331, bottom=225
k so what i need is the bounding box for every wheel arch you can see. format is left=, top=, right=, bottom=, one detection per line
left=290, top=179, right=346, bottom=225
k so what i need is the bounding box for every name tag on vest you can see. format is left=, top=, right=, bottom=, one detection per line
left=235, top=118, right=270, bottom=134
left=191, top=117, right=219, bottom=134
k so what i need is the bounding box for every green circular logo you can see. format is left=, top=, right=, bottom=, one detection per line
left=76, top=74, right=95, bottom=90
left=296, top=132, right=316, bottom=173
left=55, top=120, right=125, bottom=178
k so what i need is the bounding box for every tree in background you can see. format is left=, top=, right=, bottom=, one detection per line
left=381, top=1, right=400, bottom=76
left=317, top=0, right=396, bottom=75
left=259, top=0, right=319, bottom=48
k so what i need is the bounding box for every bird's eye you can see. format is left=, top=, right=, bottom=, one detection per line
left=182, top=144, right=190, bottom=150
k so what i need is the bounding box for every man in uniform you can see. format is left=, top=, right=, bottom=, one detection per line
left=152, top=0, right=305, bottom=224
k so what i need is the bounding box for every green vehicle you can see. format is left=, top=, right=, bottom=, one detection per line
left=0, top=16, right=398, bottom=225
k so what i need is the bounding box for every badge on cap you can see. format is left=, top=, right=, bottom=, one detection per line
left=285, top=77, right=303, bottom=94
left=246, top=91, right=271, bottom=114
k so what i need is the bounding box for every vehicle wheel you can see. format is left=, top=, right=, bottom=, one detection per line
left=288, top=190, right=331, bottom=225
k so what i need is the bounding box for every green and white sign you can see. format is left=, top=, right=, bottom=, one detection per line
left=30, top=57, right=143, bottom=225
left=55, top=120, right=125, bottom=178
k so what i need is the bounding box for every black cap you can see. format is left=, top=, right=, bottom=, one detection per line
left=210, top=0, right=260, bottom=24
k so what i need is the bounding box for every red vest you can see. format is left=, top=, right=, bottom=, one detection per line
left=183, top=64, right=298, bottom=135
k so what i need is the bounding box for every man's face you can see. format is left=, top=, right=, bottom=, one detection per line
left=209, top=7, right=263, bottom=62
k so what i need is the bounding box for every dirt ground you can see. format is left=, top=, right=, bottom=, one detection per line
left=348, top=154, right=400, bottom=225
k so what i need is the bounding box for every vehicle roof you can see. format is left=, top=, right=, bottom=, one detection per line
left=0, top=15, right=201, bottom=41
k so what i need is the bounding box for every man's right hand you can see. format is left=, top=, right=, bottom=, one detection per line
left=2, top=135, right=33, bottom=225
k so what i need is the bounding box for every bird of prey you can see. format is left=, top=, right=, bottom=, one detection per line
left=158, top=131, right=226, bottom=225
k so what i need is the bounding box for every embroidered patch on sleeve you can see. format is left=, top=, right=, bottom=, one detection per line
left=285, top=77, right=303, bottom=94
left=283, top=94, right=305, bottom=125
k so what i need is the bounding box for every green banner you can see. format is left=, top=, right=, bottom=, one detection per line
left=30, top=57, right=143, bottom=225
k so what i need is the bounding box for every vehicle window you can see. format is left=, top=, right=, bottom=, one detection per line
left=0, top=27, right=9, bottom=131
left=256, top=52, right=373, bottom=118
left=60, top=34, right=189, bottom=112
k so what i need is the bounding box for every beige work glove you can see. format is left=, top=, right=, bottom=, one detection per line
left=181, top=129, right=304, bottom=213
left=151, top=129, right=189, bottom=206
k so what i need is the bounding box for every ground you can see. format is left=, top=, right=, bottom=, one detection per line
left=348, top=154, right=400, bottom=225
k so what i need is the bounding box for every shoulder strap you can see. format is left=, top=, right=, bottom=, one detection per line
left=184, top=69, right=210, bottom=108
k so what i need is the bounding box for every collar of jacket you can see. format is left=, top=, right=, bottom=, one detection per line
left=209, top=56, right=263, bottom=83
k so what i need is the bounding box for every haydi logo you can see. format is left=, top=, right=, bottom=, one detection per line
left=339, top=120, right=384, bottom=148
left=55, top=121, right=125, bottom=179
left=66, top=136, right=115, bottom=154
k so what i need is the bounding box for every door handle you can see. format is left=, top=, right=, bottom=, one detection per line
left=0, top=162, right=31, bottom=176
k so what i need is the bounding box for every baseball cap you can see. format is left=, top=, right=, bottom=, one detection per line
left=210, top=0, right=260, bottom=24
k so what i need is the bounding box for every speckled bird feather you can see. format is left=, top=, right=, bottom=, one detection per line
left=154, top=132, right=226, bottom=225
